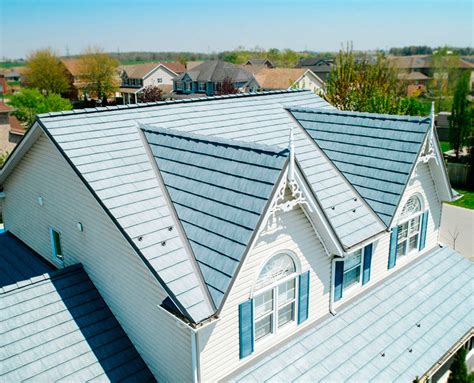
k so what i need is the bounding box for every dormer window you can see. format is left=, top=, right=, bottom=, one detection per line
left=253, top=253, right=298, bottom=342
left=397, top=195, right=422, bottom=257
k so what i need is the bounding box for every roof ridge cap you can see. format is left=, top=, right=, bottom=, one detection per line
left=0, top=263, right=84, bottom=294
left=140, top=124, right=289, bottom=156
left=288, top=107, right=430, bottom=123
left=37, top=89, right=310, bottom=119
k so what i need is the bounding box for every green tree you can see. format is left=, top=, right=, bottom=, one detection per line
left=8, top=88, right=72, bottom=126
left=79, top=47, right=119, bottom=103
left=448, top=347, right=469, bottom=383
left=0, top=150, right=8, bottom=167
left=430, top=48, right=462, bottom=112
left=325, top=43, right=427, bottom=116
left=25, top=48, right=71, bottom=95
left=449, top=72, right=472, bottom=157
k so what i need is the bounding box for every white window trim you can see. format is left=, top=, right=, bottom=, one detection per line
left=395, top=194, right=424, bottom=261
left=49, top=226, right=64, bottom=267
left=252, top=274, right=299, bottom=347
left=251, top=251, right=301, bottom=347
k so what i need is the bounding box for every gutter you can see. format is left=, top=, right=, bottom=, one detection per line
left=329, top=256, right=338, bottom=315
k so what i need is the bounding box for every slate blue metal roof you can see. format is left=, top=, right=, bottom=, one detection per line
left=289, top=108, right=431, bottom=225
left=143, top=126, right=288, bottom=307
left=32, top=90, right=385, bottom=321
left=0, top=233, right=155, bottom=382
left=232, top=246, right=474, bottom=382
left=0, top=232, right=55, bottom=286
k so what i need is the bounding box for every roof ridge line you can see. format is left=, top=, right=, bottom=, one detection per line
left=0, top=263, right=83, bottom=294
left=140, top=124, right=290, bottom=156
left=37, top=89, right=310, bottom=119
left=287, top=107, right=431, bottom=123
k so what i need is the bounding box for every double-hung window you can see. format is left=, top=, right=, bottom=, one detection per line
left=198, top=82, right=206, bottom=92
left=397, top=196, right=422, bottom=257
left=253, top=253, right=297, bottom=342
left=342, top=249, right=362, bottom=291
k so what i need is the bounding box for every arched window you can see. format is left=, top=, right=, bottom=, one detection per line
left=253, top=253, right=298, bottom=342
left=397, top=195, right=423, bottom=257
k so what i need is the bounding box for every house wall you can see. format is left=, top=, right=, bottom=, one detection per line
left=199, top=159, right=443, bottom=382
left=2, top=133, right=193, bottom=383
left=333, top=160, right=442, bottom=308
left=294, top=73, right=323, bottom=94
left=198, top=197, right=331, bottom=382
left=144, top=66, right=176, bottom=87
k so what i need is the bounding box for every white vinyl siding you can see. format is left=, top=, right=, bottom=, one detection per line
left=198, top=192, right=330, bottom=382
left=144, top=66, right=176, bottom=87
left=2, top=133, right=193, bottom=382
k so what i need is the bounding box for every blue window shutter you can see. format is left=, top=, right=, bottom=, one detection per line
left=388, top=226, right=399, bottom=270
left=419, top=210, right=429, bottom=250
left=49, top=227, right=55, bottom=258
left=334, top=261, right=344, bottom=302
left=298, top=271, right=310, bottom=324
left=239, top=299, right=254, bottom=359
left=362, top=243, right=373, bottom=285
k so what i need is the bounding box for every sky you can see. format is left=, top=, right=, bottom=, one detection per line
left=0, top=0, right=473, bottom=59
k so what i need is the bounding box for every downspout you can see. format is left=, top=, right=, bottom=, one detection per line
left=329, top=256, right=337, bottom=315
left=191, top=330, right=198, bottom=383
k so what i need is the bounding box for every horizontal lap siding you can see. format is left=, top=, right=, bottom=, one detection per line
left=2, top=134, right=192, bottom=382
left=199, top=204, right=330, bottom=382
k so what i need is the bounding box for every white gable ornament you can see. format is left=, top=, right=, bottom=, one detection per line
left=418, top=102, right=439, bottom=166
left=265, top=128, right=312, bottom=228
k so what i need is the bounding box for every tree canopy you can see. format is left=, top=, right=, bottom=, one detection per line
left=325, top=43, right=428, bottom=116
left=449, top=72, right=472, bottom=157
left=138, top=85, right=163, bottom=103
left=8, top=88, right=72, bottom=126
left=78, top=47, right=119, bottom=102
left=24, top=48, right=71, bottom=95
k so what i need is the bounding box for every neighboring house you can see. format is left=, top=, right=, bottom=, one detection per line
left=120, top=62, right=185, bottom=104
left=0, top=75, right=7, bottom=100
left=60, top=58, right=87, bottom=100
left=254, top=67, right=324, bottom=93
left=4, top=70, right=21, bottom=82
left=0, top=103, right=24, bottom=154
left=388, top=55, right=474, bottom=90
left=296, top=57, right=334, bottom=83
left=173, top=60, right=259, bottom=97
left=244, top=58, right=275, bottom=68
left=185, top=61, right=204, bottom=70
left=398, top=71, right=431, bottom=95
left=0, top=90, right=472, bottom=382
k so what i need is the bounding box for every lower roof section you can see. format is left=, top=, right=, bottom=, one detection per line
left=232, top=246, right=473, bottom=382
left=0, top=232, right=155, bottom=382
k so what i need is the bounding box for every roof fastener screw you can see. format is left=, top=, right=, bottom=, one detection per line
left=352, top=209, right=356, bottom=213
left=331, top=206, right=335, bottom=210
left=138, top=236, right=143, bottom=242
left=416, top=323, right=421, bottom=328
left=381, top=352, right=385, bottom=357
left=161, top=241, right=166, bottom=246
left=168, top=226, right=173, bottom=231
left=354, top=198, right=357, bottom=201
left=408, top=348, right=413, bottom=353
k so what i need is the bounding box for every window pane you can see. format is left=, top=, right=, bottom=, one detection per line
left=278, top=279, right=295, bottom=306
left=53, top=231, right=63, bottom=259
left=278, top=302, right=295, bottom=328
left=344, top=250, right=362, bottom=271
left=397, top=240, right=407, bottom=257
left=343, top=266, right=360, bottom=289
left=254, top=290, right=273, bottom=319
left=409, top=234, right=419, bottom=251
left=398, top=222, right=408, bottom=240
left=255, top=315, right=273, bottom=341
left=409, top=216, right=420, bottom=235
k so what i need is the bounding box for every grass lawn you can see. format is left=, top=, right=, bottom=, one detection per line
left=449, top=189, right=474, bottom=210
left=439, top=141, right=450, bottom=153
left=0, top=61, right=25, bottom=69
